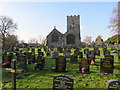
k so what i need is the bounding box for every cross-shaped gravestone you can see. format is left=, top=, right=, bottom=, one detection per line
left=2, top=60, right=23, bottom=90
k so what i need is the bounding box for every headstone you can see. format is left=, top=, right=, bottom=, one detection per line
left=84, top=48, right=89, bottom=55
left=70, top=55, right=78, bottom=64
left=95, top=50, right=100, bottom=56
left=100, top=57, right=114, bottom=74
left=55, top=55, right=67, bottom=72
left=78, top=52, right=83, bottom=58
left=53, top=75, right=74, bottom=90
left=104, top=50, right=110, bottom=56
left=27, top=53, right=35, bottom=64
left=35, top=55, right=45, bottom=70
left=2, top=54, right=12, bottom=68
left=17, top=54, right=27, bottom=70
left=52, top=51, right=58, bottom=59
left=79, top=58, right=90, bottom=74
left=38, top=51, right=44, bottom=56
left=64, top=51, right=71, bottom=58
left=107, top=79, right=120, bottom=90
left=57, top=47, right=63, bottom=53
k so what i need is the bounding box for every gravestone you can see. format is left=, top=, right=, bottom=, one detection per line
left=2, top=54, right=12, bottom=68
left=64, top=51, right=71, bottom=58
left=95, top=49, right=100, bottom=56
left=104, top=50, right=110, bottom=56
left=27, top=53, right=35, bottom=64
left=70, top=55, right=78, bottom=64
left=79, top=58, right=90, bottom=74
left=107, top=79, right=120, bottom=90
left=57, top=47, right=63, bottom=53
left=17, top=54, right=27, bottom=70
left=84, top=48, right=89, bottom=55
left=38, top=51, right=44, bottom=56
left=53, top=75, right=74, bottom=90
left=52, top=51, right=58, bottom=59
left=74, top=49, right=79, bottom=56
left=100, top=57, right=114, bottom=74
left=55, top=55, right=67, bottom=72
left=35, top=55, right=45, bottom=70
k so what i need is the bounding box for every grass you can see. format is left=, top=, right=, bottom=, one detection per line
left=1, top=48, right=120, bottom=89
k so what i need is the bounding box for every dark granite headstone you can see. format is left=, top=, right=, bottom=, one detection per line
left=17, top=54, right=27, bottom=69
left=100, top=57, right=114, bottom=74
left=35, top=55, right=45, bottom=70
left=70, top=55, right=78, bottom=64
left=55, top=55, right=67, bottom=72
left=107, top=79, right=120, bottom=90
left=53, top=75, right=74, bottom=90
left=79, top=58, right=90, bottom=74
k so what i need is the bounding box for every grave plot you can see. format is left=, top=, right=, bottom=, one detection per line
left=55, top=55, right=68, bottom=72
left=70, top=55, right=78, bottom=64
left=53, top=75, right=74, bottom=90
left=100, top=57, right=114, bottom=74
left=78, top=58, right=90, bottom=74
left=34, top=55, right=46, bottom=70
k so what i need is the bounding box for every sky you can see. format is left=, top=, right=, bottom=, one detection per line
left=0, top=1, right=118, bottom=43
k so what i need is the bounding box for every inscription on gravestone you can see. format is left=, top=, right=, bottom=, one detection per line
left=53, top=75, right=74, bottom=90
left=107, top=79, right=120, bottom=90
left=100, top=57, right=114, bottom=74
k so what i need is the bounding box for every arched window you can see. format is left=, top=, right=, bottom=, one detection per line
left=66, top=34, right=75, bottom=44
left=52, top=32, right=59, bottom=42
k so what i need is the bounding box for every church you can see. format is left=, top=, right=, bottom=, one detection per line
left=46, top=15, right=81, bottom=48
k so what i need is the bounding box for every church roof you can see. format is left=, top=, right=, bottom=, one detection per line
left=47, top=26, right=63, bottom=37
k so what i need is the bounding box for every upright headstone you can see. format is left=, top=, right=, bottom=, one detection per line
left=100, top=57, right=114, bottom=74
left=118, top=50, right=120, bottom=60
left=52, top=51, right=58, bottom=59
left=35, top=55, right=45, bottom=70
left=70, top=55, right=78, bottom=64
left=55, top=55, right=67, bottom=72
left=53, top=75, right=74, bottom=90
left=107, top=79, right=120, bottom=90
left=79, top=58, right=90, bottom=74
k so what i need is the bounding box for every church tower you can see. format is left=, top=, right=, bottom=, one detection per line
left=67, top=15, right=81, bottom=40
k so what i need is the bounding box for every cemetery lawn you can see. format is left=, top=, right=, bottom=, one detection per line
left=1, top=48, right=120, bottom=89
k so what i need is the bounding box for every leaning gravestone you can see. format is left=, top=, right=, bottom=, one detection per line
left=70, top=55, right=78, bottom=64
left=35, top=55, right=45, bottom=70
left=55, top=55, right=67, bottom=72
left=100, top=57, right=114, bottom=74
left=107, top=79, right=120, bottom=90
left=79, top=58, right=90, bottom=74
left=53, top=75, right=74, bottom=90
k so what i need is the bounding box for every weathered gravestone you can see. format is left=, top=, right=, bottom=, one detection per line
left=100, top=57, right=114, bottom=74
left=57, top=47, right=63, bottom=53
left=38, top=51, right=44, bottom=56
left=104, top=50, right=110, bottom=56
left=64, top=51, right=71, bottom=58
left=70, top=55, right=78, bottom=64
left=78, top=52, right=83, bottom=58
left=107, top=79, right=120, bottom=90
left=55, top=55, right=67, bottom=72
left=53, top=75, right=74, bottom=90
left=74, top=49, right=79, bottom=56
left=95, top=49, right=100, bottom=56
left=27, top=53, right=35, bottom=64
left=87, top=50, right=95, bottom=65
left=52, top=51, right=58, bottom=59
left=35, top=55, right=45, bottom=70
left=84, top=48, right=89, bottom=55
left=2, top=54, right=12, bottom=68
left=78, top=58, right=90, bottom=74
left=17, top=54, right=27, bottom=70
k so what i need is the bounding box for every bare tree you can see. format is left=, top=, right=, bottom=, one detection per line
left=0, top=16, right=17, bottom=48
left=28, top=38, right=38, bottom=44
left=38, top=35, right=45, bottom=44
left=108, top=2, right=120, bottom=34
left=83, top=36, right=92, bottom=45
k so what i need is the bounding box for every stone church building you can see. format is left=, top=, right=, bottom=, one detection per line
left=46, top=15, right=81, bottom=47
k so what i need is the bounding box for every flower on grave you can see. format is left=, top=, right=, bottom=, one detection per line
left=58, top=67, right=62, bottom=71
left=82, top=67, right=86, bottom=71
left=91, top=60, right=95, bottom=65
